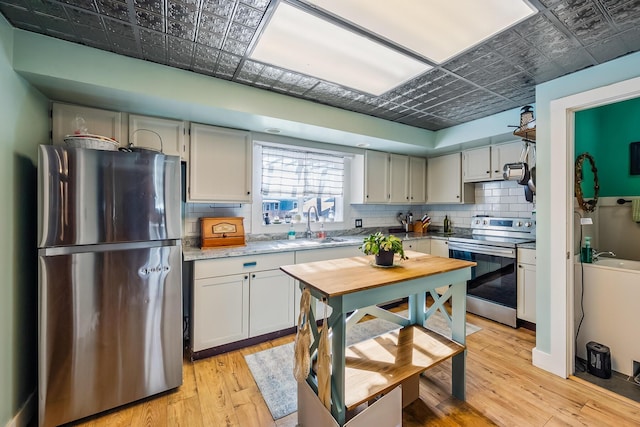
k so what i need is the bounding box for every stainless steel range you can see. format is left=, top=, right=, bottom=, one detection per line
left=447, top=216, right=536, bottom=328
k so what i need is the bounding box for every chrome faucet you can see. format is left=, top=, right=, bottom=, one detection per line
left=593, top=251, right=616, bottom=261
left=305, top=206, right=319, bottom=239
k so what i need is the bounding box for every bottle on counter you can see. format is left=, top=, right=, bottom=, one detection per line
left=288, top=223, right=296, bottom=240
left=581, top=236, right=592, bottom=263
left=444, top=215, right=451, bottom=234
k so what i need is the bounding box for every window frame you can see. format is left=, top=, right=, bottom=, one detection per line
left=251, top=141, right=352, bottom=235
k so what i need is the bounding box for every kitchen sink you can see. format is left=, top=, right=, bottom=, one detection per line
left=319, top=237, right=346, bottom=243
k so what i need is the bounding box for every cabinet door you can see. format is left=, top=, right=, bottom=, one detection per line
left=463, top=146, right=491, bottom=182
left=491, top=141, right=524, bottom=179
left=409, top=156, right=427, bottom=204
left=403, top=238, right=431, bottom=254
left=427, top=153, right=461, bottom=203
left=389, top=154, right=409, bottom=203
left=364, top=150, right=389, bottom=203
left=430, top=239, right=450, bottom=294
left=189, top=123, right=252, bottom=203
left=52, top=103, right=122, bottom=146
left=193, top=274, right=249, bottom=351
left=129, top=114, right=186, bottom=160
left=249, top=269, right=295, bottom=337
left=517, top=262, right=536, bottom=323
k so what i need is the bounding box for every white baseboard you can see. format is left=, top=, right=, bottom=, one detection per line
left=5, top=391, right=35, bottom=427
left=532, top=347, right=567, bottom=378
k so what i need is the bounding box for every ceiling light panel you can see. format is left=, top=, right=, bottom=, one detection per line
left=249, top=2, right=432, bottom=95
left=306, top=0, right=538, bottom=63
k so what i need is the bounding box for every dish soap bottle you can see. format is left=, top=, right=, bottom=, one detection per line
left=288, top=223, right=296, bottom=240
left=581, top=236, right=592, bottom=263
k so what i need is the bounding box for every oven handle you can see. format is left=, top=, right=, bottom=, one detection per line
left=448, top=242, right=516, bottom=258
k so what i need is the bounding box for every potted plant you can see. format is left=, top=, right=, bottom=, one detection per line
left=360, top=232, right=407, bottom=266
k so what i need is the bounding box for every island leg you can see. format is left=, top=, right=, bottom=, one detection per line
left=450, top=280, right=467, bottom=400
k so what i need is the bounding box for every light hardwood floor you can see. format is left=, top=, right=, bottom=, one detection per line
left=71, top=310, right=640, bottom=427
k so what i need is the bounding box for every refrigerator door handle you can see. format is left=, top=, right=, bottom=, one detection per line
left=39, top=239, right=181, bottom=256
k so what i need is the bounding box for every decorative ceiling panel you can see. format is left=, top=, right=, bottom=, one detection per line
left=2, top=0, right=640, bottom=130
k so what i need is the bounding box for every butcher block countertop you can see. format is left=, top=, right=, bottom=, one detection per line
left=280, top=250, right=476, bottom=298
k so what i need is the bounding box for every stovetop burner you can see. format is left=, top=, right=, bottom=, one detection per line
left=448, top=216, right=536, bottom=248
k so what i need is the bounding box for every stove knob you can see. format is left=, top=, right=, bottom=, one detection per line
left=516, top=221, right=523, bottom=227
left=525, top=222, right=532, bottom=227
left=483, top=220, right=488, bottom=225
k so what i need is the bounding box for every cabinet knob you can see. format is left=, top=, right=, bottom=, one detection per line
left=247, top=191, right=251, bottom=195
left=494, top=170, right=500, bottom=173
left=252, top=274, right=256, bottom=278
left=456, top=195, right=460, bottom=198
left=518, top=265, right=523, bottom=268
left=244, top=275, right=249, bottom=279
left=486, top=170, right=490, bottom=174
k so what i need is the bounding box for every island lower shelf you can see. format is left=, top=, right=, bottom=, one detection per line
left=343, top=324, right=466, bottom=411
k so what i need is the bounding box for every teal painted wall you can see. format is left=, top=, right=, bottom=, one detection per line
left=0, top=16, right=49, bottom=425
left=575, top=97, right=640, bottom=198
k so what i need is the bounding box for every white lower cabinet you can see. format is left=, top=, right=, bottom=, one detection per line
left=403, top=238, right=431, bottom=254
left=192, top=252, right=294, bottom=352
left=517, top=248, right=536, bottom=323
left=193, top=273, right=249, bottom=351
left=249, top=269, right=296, bottom=337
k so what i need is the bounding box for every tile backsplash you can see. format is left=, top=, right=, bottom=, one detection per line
left=183, top=180, right=534, bottom=240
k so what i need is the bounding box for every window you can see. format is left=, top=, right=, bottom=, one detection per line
left=257, top=144, right=345, bottom=225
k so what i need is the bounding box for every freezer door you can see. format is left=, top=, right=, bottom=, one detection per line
left=38, top=244, right=182, bottom=427
left=38, top=145, right=181, bottom=247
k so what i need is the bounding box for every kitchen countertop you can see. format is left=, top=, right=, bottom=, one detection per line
left=182, top=232, right=450, bottom=261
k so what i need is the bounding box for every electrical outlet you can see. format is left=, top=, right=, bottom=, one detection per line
left=580, top=217, right=593, bottom=225
left=355, top=219, right=362, bottom=228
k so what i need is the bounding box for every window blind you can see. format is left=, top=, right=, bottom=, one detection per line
left=261, top=146, right=344, bottom=197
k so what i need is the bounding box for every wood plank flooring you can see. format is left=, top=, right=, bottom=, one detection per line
left=70, top=310, right=640, bottom=427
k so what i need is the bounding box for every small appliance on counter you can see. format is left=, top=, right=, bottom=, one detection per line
left=201, top=217, right=246, bottom=248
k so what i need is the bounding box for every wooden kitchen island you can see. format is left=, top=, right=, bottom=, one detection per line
left=280, top=250, right=476, bottom=426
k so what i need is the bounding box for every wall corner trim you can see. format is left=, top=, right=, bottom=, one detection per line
left=5, top=391, right=35, bottom=427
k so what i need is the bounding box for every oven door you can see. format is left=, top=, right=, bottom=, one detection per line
left=448, top=241, right=518, bottom=327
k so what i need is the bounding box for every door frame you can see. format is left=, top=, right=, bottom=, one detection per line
left=546, top=75, right=640, bottom=377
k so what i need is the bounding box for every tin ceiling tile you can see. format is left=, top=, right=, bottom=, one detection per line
left=221, top=37, right=248, bottom=55
left=97, top=0, right=130, bottom=21
left=133, top=0, right=162, bottom=14
left=586, top=34, right=631, bottom=61
left=66, top=7, right=102, bottom=27
left=202, top=0, right=234, bottom=17
left=241, top=0, right=269, bottom=10
left=606, top=0, right=640, bottom=28
left=167, top=1, right=198, bottom=23
left=136, top=9, right=163, bottom=31
left=196, top=29, right=224, bottom=48
left=217, top=51, right=241, bottom=69
left=56, top=0, right=98, bottom=12
left=227, top=22, right=255, bottom=43
left=168, top=19, right=195, bottom=39
left=104, top=18, right=136, bottom=39
left=199, top=11, right=228, bottom=34
left=232, top=3, right=263, bottom=28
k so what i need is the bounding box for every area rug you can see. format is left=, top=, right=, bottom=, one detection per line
left=244, top=309, right=480, bottom=420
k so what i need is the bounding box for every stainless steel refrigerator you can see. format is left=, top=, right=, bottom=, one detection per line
left=37, top=145, right=183, bottom=427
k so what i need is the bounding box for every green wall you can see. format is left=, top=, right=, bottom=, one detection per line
left=0, top=15, right=49, bottom=425
left=575, top=97, right=640, bottom=197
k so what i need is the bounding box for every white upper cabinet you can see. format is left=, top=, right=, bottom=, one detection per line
left=427, top=152, right=474, bottom=204
left=51, top=103, right=122, bottom=146
left=388, top=154, right=409, bottom=203
left=363, top=150, right=390, bottom=203
left=408, top=156, right=427, bottom=204
left=463, top=141, right=525, bottom=182
left=491, top=141, right=525, bottom=179
left=462, top=146, right=491, bottom=182
left=188, top=123, right=252, bottom=203
left=129, top=114, right=186, bottom=160
left=352, top=151, right=425, bottom=204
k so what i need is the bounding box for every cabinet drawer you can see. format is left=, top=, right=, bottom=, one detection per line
left=195, top=252, right=295, bottom=279
left=295, top=246, right=362, bottom=264
left=517, top=248, right=536, bottom=265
